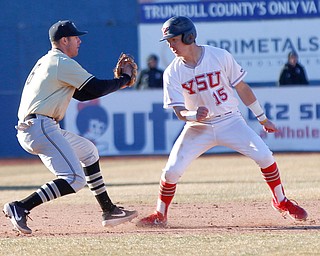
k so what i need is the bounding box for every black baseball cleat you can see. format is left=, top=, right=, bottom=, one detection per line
left=102, top=205, right=138, bottom=227
left=3, top=201, right=32, bottom=234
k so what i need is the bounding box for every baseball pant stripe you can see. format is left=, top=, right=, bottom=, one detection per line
left=40, top=120, right=78, bottom=185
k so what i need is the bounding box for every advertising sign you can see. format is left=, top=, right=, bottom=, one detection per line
left=65, top=87, right=320, bottom=156
left=138, top=0, right=320, bottom=85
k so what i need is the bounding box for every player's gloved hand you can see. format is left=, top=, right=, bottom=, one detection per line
left=113, top=53, right=138, bottom=89
left=196, top=106, right=209, bottom=121
left=261, top=119, right=278, bottom=133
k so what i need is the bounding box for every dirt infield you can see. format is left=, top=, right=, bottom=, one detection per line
left=1, top=200, right=319, bottom=238
left=1, top=153, right=319, bottom=239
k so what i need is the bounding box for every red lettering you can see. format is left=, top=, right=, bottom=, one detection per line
left=212, top=87, right=228, bottom=105
left=181, top=70, right=221, bottom=94
left=195, top=74, right=207, bottom=91
left=207, top=71, right=221, bottom=88
left=182, top=80, right=196, bottom=94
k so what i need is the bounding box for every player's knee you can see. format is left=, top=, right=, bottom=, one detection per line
left=254, top=152, right=275, bottom=169
left=62, top=172, right=86, bottom=192
left=161, top=169, right=181, bottom=184
left=81, top=141, right=99, bottom=166
left=161, top=159, right=188, bottom=183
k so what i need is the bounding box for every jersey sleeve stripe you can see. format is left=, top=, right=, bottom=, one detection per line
left=230, top=71, right=247, bottom=87
left=166, top=102, right=185, bottom=108
left=78, top=75, right=94, bottom=90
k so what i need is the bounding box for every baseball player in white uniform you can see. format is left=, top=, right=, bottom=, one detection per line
left=3, top=20, right=137, bottom=234
left=138, top=16, right=308, bottom=226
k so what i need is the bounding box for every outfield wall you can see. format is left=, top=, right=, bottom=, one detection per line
left=65, top=87, right=320, bottom=156
left=1, top=0, right=320, bottom=158
left=0, top=0, right=138, bottom=158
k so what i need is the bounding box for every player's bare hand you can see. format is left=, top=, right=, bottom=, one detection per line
left=262, top=119, right=278, bottom=133
left=196, top=106, right=209, bottom=121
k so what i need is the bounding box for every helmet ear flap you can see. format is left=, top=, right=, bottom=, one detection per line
left=182, top=31, right=195, bottom=45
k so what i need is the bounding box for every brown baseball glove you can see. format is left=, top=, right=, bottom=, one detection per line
left=113, top=53, right=138, bottom=87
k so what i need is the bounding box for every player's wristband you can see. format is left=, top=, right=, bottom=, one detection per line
left=259, top=118, right=268, bottom=125
left=184, top=111, right=197, bottom=121
left=247, top=100, right=268, bottom=123
left=257, top=113, right=267, bottom=122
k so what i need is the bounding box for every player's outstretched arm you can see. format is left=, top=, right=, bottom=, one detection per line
left=72, top=75, right=131, bottom=101
left=235, top=81, right=278, bottom=133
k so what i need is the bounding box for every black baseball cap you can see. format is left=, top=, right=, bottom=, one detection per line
left=49, top=20, right=88, bottom=41
left=288, top=51, right=298, bottom=58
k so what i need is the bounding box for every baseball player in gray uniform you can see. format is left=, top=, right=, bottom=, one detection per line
left=138, top=16, right=308, bottom=226
left=3, top=20, right=137, bottom=234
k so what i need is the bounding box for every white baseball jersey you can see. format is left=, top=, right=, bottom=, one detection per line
left=18, top=49, right=93, bottom=122
left=163, top=45, right=247, bottom=119
left=161, top=45, right=274, bottom=185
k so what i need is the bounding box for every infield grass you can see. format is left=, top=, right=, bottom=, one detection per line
left=1, top=232, right=320, bottom=256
